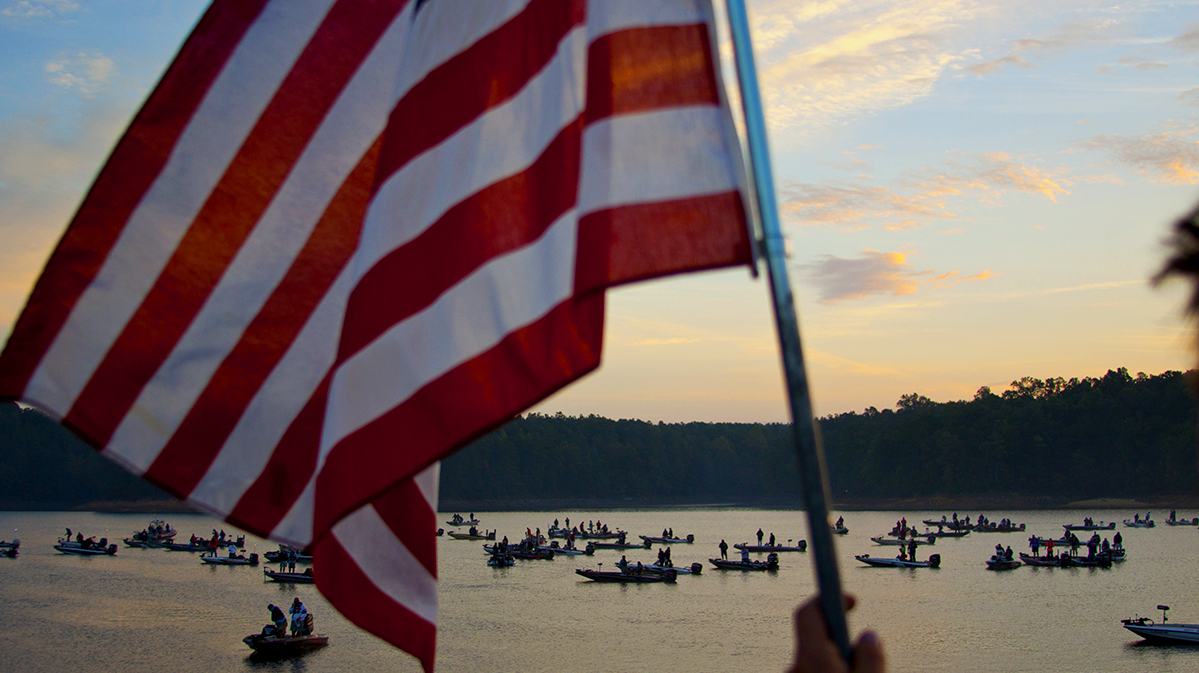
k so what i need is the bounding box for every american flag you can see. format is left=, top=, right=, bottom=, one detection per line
left=0, top=0, right=751, bottom=669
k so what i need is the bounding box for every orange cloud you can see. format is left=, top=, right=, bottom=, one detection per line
left=803, top=249, right=992, bottom=303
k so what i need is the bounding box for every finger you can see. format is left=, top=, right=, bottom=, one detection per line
left=791, top=594, right=856, bottom=673
left=851, top=631, right=886, bottom=673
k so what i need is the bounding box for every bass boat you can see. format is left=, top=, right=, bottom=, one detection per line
left=709, top=553, right=779, bottom=572
left=244, top=632, right=329, bottom=658
left=575, top=567, right=676, bottom=583
left=201, top=552, right=259, bottom=566
left=263, top=568, right=314, bottom=583
left=870, top=536, right=934, bottom=546
left=1122, top=606, right=1199, bottom=645
left=55, top=537, right=117, bottom=556
left=1063, top=522, right=1115, bottom=531
left=985, top=555, right=1021, bottom=570
left=855, top=553, right=940, bottom=569
left=734, top=541, right=807, bottom=552
left=639, top=534, right=694, bottom=544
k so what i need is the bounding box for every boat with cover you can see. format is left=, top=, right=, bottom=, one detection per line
left=244, top=632, right=329, bottom=658
left=709, top=553, right=779, bottom=571
left=734, top=540, right=807, bottom=552
left=871, top=535, right=934, bottom=546
left=855, top=553, right=940, bottom=569
left=202, top=552, right=259, bottom=566
left=575, top=566, right=677, bottom=583
left=264, top=569, right=314, bottom=583
left=1122, top=606, right=1199, bottom=644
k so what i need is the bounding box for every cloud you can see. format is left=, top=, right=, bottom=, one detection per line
left=1077, top=122, right=1199, bottom=185
left=781, top=151, right=1070, bottom=229
left=1166, top=24, right=1199, bottom=53
left=1180, top=88, right=1199, bottom=107
left=45, top=52, right=115, bottom=95
left=803, top=249, right=992, bottom=303
left=748, top=0, right=992, bottom=133
left=1, top=0, right=78, bottom=17
left=968, top=17, right=1123, bottom=76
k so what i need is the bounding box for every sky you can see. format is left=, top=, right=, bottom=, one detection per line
left=1, top=0, right=1197, bottom=424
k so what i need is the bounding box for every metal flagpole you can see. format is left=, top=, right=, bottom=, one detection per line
left=723, top=0, right=853, bottom=661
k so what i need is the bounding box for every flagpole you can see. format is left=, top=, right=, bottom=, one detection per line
left=723, top=0, right=852, bottom=661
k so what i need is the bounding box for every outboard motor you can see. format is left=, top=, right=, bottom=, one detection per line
left=689, top=562, right=703, bottom=575
left=928, top=554, right=941, bottom=568
left=766, top=552, right=779, bottom=569
left=686, top=534, right=695, bottom=543
left=664, top=569, right=678, bottom=582
left=797, top=540, right=808, bottom=551
left=249, top=553, right=259, bottom=566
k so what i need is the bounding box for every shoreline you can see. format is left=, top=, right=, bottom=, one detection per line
left=4, top=495, right=1193, bottom=514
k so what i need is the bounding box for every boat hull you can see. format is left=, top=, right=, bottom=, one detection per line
left=1122, top=622, right=1199, bottom=644
left=244, top=633, right=329, bottom=658
left=263, top=569, right=314, bottom=583
left=708, top=558, right=778, bottom=571
left=734, top=542, right=807, bottom=552
left=575, top=568, right=675, bottom=583
left=870, top=536, right=934, bottom=546
left=855, top=554, right=940, bottom=568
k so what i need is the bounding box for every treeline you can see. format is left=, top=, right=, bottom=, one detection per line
left=2, top=368, right=1197, bottom=510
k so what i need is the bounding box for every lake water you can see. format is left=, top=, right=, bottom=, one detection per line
left=2, top=509, right=1197, bottom=672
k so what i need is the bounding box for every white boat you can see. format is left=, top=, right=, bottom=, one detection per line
left=1123, top=519, right=1155, bottom=528
left=1122, top=606, right=1199, bottom=644
left=201, top=552, right=259, bottom=566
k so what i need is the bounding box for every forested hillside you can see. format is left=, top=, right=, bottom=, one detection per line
left=2, top=368, right=1196, bottom=510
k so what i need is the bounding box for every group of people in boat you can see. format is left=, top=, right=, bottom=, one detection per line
left=552, top=518, right=612, bottom=537
left=62, top=530, right=108, bottom=550
left=896, top=538, right=921, bottom=563
left=264, top=598, right=313, bottom=639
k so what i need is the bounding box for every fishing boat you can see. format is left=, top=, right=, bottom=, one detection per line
left=0, top=539, right=19, bottom=552
left=122, top=537, right=163, bottom=548
left=1123, top=519, right=1155, bottom=528
left=1061, top=554, right=1113, bottom=569
left=446, top=529, right=496, bottom=541
left=55, top=537, right=117, bottom=556
left=855, top=553, right=940, bottom=569
left=546, top=542, right=593, bottom=556
left=709, top=553, right=779, bottom=571
left=831, top=525, right=849, bottom=535
left=985, top=554, right=1021, bottom=570
left=487, top=553, right=515, bottom=567
left=264, top=568, right=314, bottom=583
left=1165, top=517, right=1199, bottom=526
left=974, top=522, right=1025, bottom=533
left=1122, top=606, right=1199, bottom=644
left=201, top=554, right=260, bottom=563
left=926, top=528, right=970, bottom=538
left=637, top=561, right=703, bottom=575
left=1, top=546, right=15, bottom=558
left=870, top=535, right=934, bottom=546
left=446, top=514, right=480, bottom=527
left=163, top=540, right=210, bottom=552
left=243, top=632, right=329, bottom=658
left=575, top=567, right=677, bottom=583
left=1019, top=553, right=1065, bottom=567
left=1063, top=522, right=1115, bottom=531
left=639, top=534, right=694, bottom=544
left=264, top=546, right=313, bottom=563
left=588, top=539, right=648, bottom=550
left=734, top=540, right=807, bottom=552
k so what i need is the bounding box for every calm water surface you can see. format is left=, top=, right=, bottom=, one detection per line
left=2, top=509, right=1197, bottom=672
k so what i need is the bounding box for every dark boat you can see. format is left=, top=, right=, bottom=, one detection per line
left=163, top=541, right=210, bottom=552
left=926, top=529, right=970, bottom=538
left=243, top=632, right=329, bottom=659
left=975, top=523, right=1025, bottom=533
left=55, top=537, right=117, bottom=556
left=709, top=553, right=779, bottom=571
left=985, top=555, right=1021, bottom=570
left=639, top=534, right=694, bottom=544
left=734, top=541, right=807, bottom=552
left=855, top=553, right=940, bottom=568
left=575, top=567, right=676, bottom=583
left=264, top=546, right=313, bottom=563
left=264, top=568, right=315, bottom=583
left=1063, top=522, right=1115, bottom=531
left=1019, top=552, right=1065, bottom=567
left=588, top=540, right=649, bottom=550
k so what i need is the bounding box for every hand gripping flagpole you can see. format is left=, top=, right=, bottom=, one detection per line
left=724, top=0, right=852, bottom=661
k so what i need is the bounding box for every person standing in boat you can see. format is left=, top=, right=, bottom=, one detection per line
left=1114, top=531, right=1123, bottom=549
left=741, top=545, right=750, bottom=563
left=289, top=598, right=308, bottom=636
left=268, top=604, right=287, bottom=637
left=1029, top=536, right=1040, bottom=556
left=719, top=539, right=728, bottom=560
left=906, top=538, right=917, bottom=563
left=769, top=532, right=776, bottom=547
left=757, top=528, right=764, bottom=546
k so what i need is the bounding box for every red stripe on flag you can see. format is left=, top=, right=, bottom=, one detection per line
left=338, top=119, right=582, bottom=362
left=313, top=293, right=604, bottom=537
left=315, top=518, right=437, bottom=673
left=372, top=0, right=584, bottom=187
left=142, top=138, right=382, bottom=498
left=586, top=23, right=720, bottom=122
left=0, top=0, right=270, bottom=398
left=575, top=191, right=751, bottom=295
left=362, top=475, right=438, bottom=575
left=225, top=375, right=330, bottom=538
left=64, top=0, right=407, bottom=447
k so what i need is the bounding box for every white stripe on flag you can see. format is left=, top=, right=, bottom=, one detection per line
left=579, top=106, right=741, bottom=215
left=586, top=0, right=706, bottom=37
left=331, top=498, right=438, bottom=624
